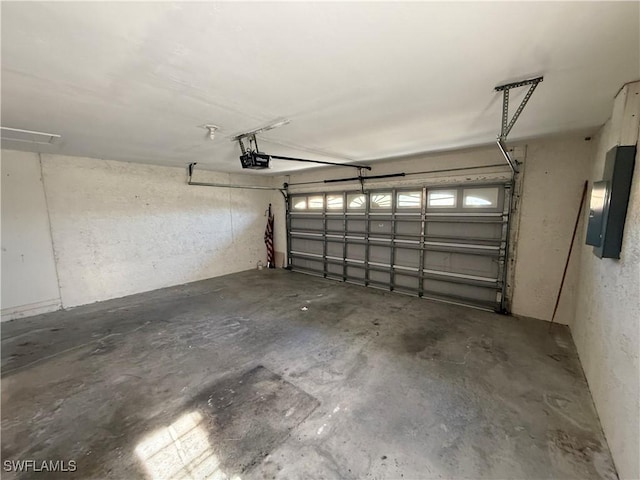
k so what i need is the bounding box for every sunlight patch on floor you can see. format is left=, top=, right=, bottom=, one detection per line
left=135, top=411, right=240, bottom=480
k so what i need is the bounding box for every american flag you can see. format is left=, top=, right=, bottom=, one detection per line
left=264, top=204, right=275, bottom=268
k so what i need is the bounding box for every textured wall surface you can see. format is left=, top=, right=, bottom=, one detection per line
left=40, top=154, right=275, bottom=308
left=511, top=136, right=593, bottom=324
left=1, top=151, right=61, bottom=319
left=572, top=82, right=640, bottom=480
left=1, top=150, right=276, bottom=313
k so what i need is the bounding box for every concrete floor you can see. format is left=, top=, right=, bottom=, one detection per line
left=2, top=270, right=616, bottom=479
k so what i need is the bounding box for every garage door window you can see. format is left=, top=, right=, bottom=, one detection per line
left=348, top=193, right=366, bottom=210
left=427, top=190, right=457, bottom=208
left=292, top=197, right=307, bottom=210
left=463, top=187, right=499, bottom=208
left=308, top=196, right=324, bottom=209
left=397, top=191, right=422, bottom=208
left=370, top=192, right=392, bottom=209
left=327, top=195, right=344, bottom=210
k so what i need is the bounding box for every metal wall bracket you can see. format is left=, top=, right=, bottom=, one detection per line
left=186, top=162, right=286, bottom=194
left=495, top=76, right=543, bottom=174
left=497, top=138, right=519, bottom=174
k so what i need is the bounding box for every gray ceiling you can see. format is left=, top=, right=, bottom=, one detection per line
left=2, top=2, right=639, bottom=173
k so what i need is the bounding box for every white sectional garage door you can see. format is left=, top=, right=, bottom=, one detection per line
left=287, top=184, right=512, bottom=311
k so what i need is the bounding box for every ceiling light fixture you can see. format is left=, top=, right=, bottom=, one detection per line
left=200, top=124, right=219, bottom=141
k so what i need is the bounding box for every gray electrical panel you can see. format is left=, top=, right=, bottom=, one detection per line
left=586, top=181, right=609, bottom=247
left=585, top=145, right=636, bottom=259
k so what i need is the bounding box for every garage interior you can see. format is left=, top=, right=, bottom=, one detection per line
left=1, top=2, right=639, bottom=480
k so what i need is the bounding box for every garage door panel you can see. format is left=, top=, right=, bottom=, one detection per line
left=292, top=257, right=323, bottom=272
left=396, top=221, right=421, bottom=238
left=288, top=185, right=508, bottom=312
left=395, top=273, right=418, bottom=290
left=369, top=270, right=389, bottom=285
left=345, top=243, right=365, bottom=261
left=370, top=245, right=391, bottom=264
left=395, top=248, right=420, bottom=267
left=326, top=241, right=343, bottom=258
left=327, top=263, right=343, bottom=278
left=291, top=237, right=323, bottom=255
left=291, top=217, right=323, bottom=231
left=369, top=220, right=392, bottom=234
left=326, top=219, right=343, bottom=232
left=423, top=278, right=497, bottom=304
left=425, top=221, right=501, bottom=240
left=346, top=219, right=366, bottom=233
left=346, top=266, right=365, bottom=283
left=424, top=251, right=499, bottom=279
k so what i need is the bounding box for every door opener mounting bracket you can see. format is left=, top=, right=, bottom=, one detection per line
left=495, top=76, right=543, bottom=174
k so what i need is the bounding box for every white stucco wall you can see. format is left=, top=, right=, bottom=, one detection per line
left=42, top=154, right=277, bottom=308
left=511, top=135, right=593, bottom=325
left=1, top=151, right=62, bottom=320
left=1, top=150, right=277, bottom=312
left=571, top=82, right=640, bottom=480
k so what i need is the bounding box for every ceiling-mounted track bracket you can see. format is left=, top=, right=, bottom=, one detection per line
left=495, top=76, right=543, bottom=174
left=231, top=118, right=290, bottom=142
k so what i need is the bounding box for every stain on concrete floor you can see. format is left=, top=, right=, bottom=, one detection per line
left=189, top=365, right=319, bottom=476
left=1, top=270, right=617, bottom=479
